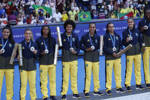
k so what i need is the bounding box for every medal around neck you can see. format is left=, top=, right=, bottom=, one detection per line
left=45, top=49, right=49, bottom=54
left=113, top=47, right=117, bottom=52
left=1, top=48, right=5, bottom=53
left=144, top=25, right=148, bottom=30
left=30, top=47, right=35, bottom=52
left=70, top=47, right=74, bottom=52
left=91, top=45, right=95, bottom=50
left=129, top=35, right=133, bottom=40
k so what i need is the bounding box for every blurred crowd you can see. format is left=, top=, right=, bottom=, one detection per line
left=0, top=0, right=149, bottom=26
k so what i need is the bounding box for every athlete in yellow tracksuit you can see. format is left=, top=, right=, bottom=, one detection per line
left=122, top=18, right=144, bottom=91
left=61, top=20, right=80, bottom=100
left=80, top=23, right=103, bottom=97
left=0, top=25, right=15, bottom=100
left=36, top=25, right=57, bottom=100
left=20, top=29, right=37, bottom=100
left=103, top=23, right=125, bottom=95
left=138, top=7, right=150, bottom=88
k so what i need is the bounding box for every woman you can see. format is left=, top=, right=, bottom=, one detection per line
left=0, top=25, right=15, bottom=100
left=80, top=23, right=103, bottom=97
left=61, top=20, right=80, bottom=100
left=36, top=25, right=57, bottom=100
left=20, top=29, right=38, bottom=100
left=122, top=18, right=144, bottom=91
left=138, top=7, right=150, bottom=88
left=103, top=23, right=125, bottom=95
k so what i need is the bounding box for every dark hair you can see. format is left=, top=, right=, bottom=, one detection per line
left=64, top=20, right=76, bottom=31
left=144, top=6, right=150, bottom=18
left=41, top=25, right=51, bottom=38
left=41, top=25, right=53, bottom=46
left=106, top=22, right=114, bottom=33
left=2, top=25, right=15, bottom=44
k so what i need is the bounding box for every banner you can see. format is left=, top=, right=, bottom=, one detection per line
left=32, top=5, right=52, bottom=15
left=78, top=11, right=91, bottom=22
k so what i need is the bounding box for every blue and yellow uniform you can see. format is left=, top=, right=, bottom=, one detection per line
left=20, top=40, right=37, bottom=100
left=103, top=32, right=122, bottom=91
left=80, top=33, right=100, bottom=93
left=36, top=36, right=56, bottom=99
left=61, top=32, right=80, bottom=95
left=138, top=18, right=150, bottom=85
left=0, top=38, right=14, bottom=100
left=122, top=27, right=143, bottom=87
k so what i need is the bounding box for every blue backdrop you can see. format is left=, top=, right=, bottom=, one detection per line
left=0, top=19, right=146, bottom=100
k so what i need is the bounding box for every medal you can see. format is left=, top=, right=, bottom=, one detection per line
left=89, top=33, right=95, bottom=50
left=70, top=47, right=74, bottom=51
left=113, top=47, right=116, bottom=52
left=30, top=46, right=35, bottom=52
left=109, top=34, right=116, bottom=52
left=91, top=45, right=95, bottom=50
left=1, top=39, right=8, bottom=54
left=129, top=35, right=133, bottom=40
left=45, top=49, right=49, bottom=54
left=1, top=48, right=5, bottom=53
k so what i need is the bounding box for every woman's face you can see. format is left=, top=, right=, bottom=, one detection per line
left=24, top=30, right=32, bottom=41
left=66, top=24, right=73, bottom=34
left=42, top=26, right=49, bottom=35
left=108, top=23, right=114, bottom=33
left=89, top=24, right=96, bottom=35
left=128, top=19, right=134, bottom=28
left=2, top=29, right=10, bottom=39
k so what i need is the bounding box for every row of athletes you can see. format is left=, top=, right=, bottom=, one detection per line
left=0, top=7, right=150, bottom=100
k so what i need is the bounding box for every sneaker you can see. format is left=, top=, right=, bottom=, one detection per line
left=126, top=86, right=132, bottom=92
left=50, top=96, right=57, bottom=100
left=61, top=95, right=67, bottom=100
left=106, top=90, right=112, bottom=95
left=73, top=94, right=80, bottom=98
left=116, top=88, right=125, bottom=93
left=43, top=98, right=48, bottom=100
left=93, top=91, right=103, bottom=96
left=84, top=93, right=90, bottom=98
left=146, top=84, right=150, bottom=88
left=136, top=85, right=144, bottom=90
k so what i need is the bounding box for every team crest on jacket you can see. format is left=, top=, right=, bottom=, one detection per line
left=41, top=42, right=44, bottom=45
left=72, top=38, right=75, bottom=42
left=95, top=39, right=97, bottom=43
left=108, top=38, right=111, bottom=40
left=116, top=36, right=118, bottom=40
left=135, top=33, right=138, bottom=36
left=63, top=39, right=66, bottom=42
left=87, top=39, right=90, bottom=42
left=9, top=43, right=12, bottom=47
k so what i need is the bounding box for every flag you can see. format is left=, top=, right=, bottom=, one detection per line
left=118, top=12, right=133, bottom=19
left=32, top=5, right=52, bottom=15
left=78, top=11, right=91, bottom=22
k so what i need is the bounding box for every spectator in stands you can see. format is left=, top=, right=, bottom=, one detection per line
left=8, top=11, right=17, bottom=25
left=56, top=0, right=65, bottom=13
left=68, top=8, right=77, bottom=21
left=52, top=9, right=62, bottom=23
left=61, top=10, right=69, bottom=22
left=0, top=4, right=6, bottom=17
left=17, top=13, right=24, bottom=25
left=50, top=0, right=56, bottom=16
left=108, top=1, right=114, bottom=12
left=133, top=6, right=140, bottom=18
left=91, top=9, right=98, bottom=19
left=0, top=14, right=7, bottom=26
left=44, top=13, right=52, bottom=24
left=38, top=12, right=45, bottom=24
